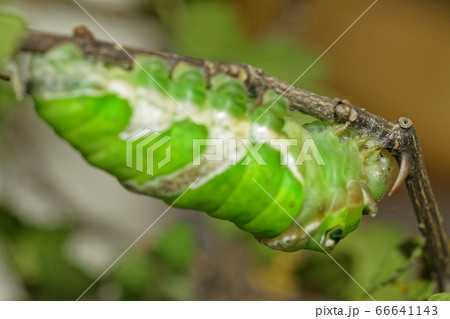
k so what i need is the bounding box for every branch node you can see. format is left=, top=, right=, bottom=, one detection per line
left=73, top=25, right=95, bottom=41
left=334, top=100, right=351, bottom=119
left=399, top=117, right=413, bottom=129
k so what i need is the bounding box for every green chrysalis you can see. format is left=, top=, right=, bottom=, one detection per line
left=30, top=43, right=399, bottom=252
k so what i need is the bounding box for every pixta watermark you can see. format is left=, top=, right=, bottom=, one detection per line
left=126, top=129, right=172, bottom=176
left=126, top=130, right=325, bottom=176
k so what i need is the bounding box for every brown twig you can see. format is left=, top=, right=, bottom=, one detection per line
left=19, top=27, right=449, bottom=291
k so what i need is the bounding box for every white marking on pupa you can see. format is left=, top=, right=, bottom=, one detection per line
left=217, top=111, right=227, bottom=119
left=324, top=239, right=335, bottom=248
left=319, top=234, right=325, bottom=244
left=254, top=124, right=269, bottom=136
left=252, top=124, right=304, bottom=186
left=304, top=221, right=321, bottom=234
left=267, top=242, right=277, bottom=248
left=108, top=79, right=136, bottom=100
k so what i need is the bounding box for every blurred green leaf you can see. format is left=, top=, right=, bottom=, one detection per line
left=157, top=271, right=194, bottom=300
left=0, top=9, right=25, bottom=71
left=1, top=204, right=199, bottom=300
left=296, top=222, right=435, bottom=300
left=428, top=292, right=450, bottom=301
left=170, top=1, right=324, bottom=92
left=11, top=229, right=92, bottom=300
left=154, top=222, right=197, bottom=271
left=0, top=205, right=22, bottom=238
left=110, top=251, right=157, bottom=300
left=408, top=279, right=436, bottom=301
left=0, top=205, right=94, bottom=300
left=367, top=236, right=431, bottom=298
left=0, top=79, right=21, bottom=118
left=108, top=221, right=198, bottom=300
left=0, top=8, right=25, bottom=118
left=112, top=252, right=155, bottom=290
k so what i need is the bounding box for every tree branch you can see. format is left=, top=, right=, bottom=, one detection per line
left=19, top=27, right=449, bottom=291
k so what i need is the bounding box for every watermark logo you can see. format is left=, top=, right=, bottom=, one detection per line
left=126, top=129, right=172, bottom=176
left=192, top=138, right=325, bottom=166
left=126, top=132, right=325, bottom=176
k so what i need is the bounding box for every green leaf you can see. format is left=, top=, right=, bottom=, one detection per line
left=368, top=237, right=425, bottom=291
left=154, top=222, right=197, bottom=271
left=0, top=207, right=93, bottom=300
left=408, top=279, right=436, bottom=301
left=0, top=9, right=25, bottom=70
left=0, top=8, right=25, bottom=112
left=296, top=222, right=435, bottom=300
left=171, top=1, right=325, bottom=92
left=428, top=292, right=450, bottom=301
left=111, top=252, right=157, bottom=300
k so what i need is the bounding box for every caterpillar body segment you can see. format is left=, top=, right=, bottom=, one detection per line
left=31, top=43, right=399, bottom=252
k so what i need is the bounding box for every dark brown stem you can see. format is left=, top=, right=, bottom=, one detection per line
left=401, top=125, right=450, bottom=292
left=19, top=27, right=449, bottom=291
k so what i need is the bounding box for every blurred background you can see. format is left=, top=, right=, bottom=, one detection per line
left=0, top=0, right=449, bottom=300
